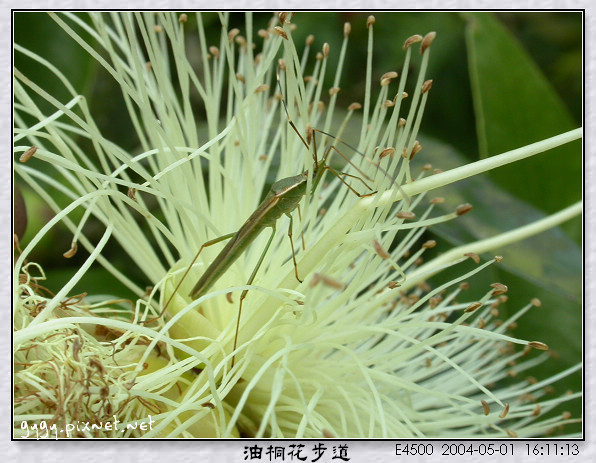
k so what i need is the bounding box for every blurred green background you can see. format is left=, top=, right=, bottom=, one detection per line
left=14, top=12, right=582, bottom=435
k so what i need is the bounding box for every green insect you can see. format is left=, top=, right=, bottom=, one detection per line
left=153, top=75, right=398, bottom=367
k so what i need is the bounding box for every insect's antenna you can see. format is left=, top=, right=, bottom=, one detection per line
left=276, top=70, right=312, bottom=156
left=314, top=128, right=411, bottom=204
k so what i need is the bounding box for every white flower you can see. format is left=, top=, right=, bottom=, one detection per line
left=14, top=12, right=581, bottom=438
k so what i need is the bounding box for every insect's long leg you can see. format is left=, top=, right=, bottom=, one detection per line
left=232, top=227, right=277, bottom=367
left=314, top=128, right=411, bottom=205
left=286, top=212, right=302, bottom=283
left=322, top=165, right=376, bottom=198
left=312, top=126, right=375, bottom=197
left=324, top=145, right=374, bottom=185
left=142, top=232, right=236, bottom=325
left=297, top=204, right=305, bottom=251
left=336, top=170, right=375, bottom=192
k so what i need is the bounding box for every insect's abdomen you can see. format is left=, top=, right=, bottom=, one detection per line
left=189, top=223, right=266, bottom=299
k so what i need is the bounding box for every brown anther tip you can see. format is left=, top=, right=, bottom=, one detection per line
left=398, top=117, right=406, bottom=128
left=381, top=71, right=398, bottom=81
left=562, top=411, right=572, bottom=420
left=254, top=84, right=269, bottom=94
left=481, top=400, right=490, bottom=416
left=228, top=28, right=240, bottom=42
left=366, top=15, right=375, bottom=28
left=236, top=73, right=245, bottom=83
left=528, top=341, right=549, bottom=351
left=316, top=51, right=323, bottom=61
left=310, top=273, right=344, bottom=289
left=422, top=240, right=436, bottom=249
left=422, top=163, right=433, bottom=171
left=258, top=29, right=269, bottom=39
left=421, top=79, right=433, bottom=93
left=460, top=282, right=470, bottom=290
left=409, top=141, right=422, bottom=160
left=329, top=86, right=340, bottom=96
left=226, top=292, right=234, bottom=304
left=278, top=12, right=289, bottom=24
left=421, top=31, right=437, bottom=54
left=499, top=403, right=510, bottom=419
left=506, top=429, right=518, bottom=438
left=379, top=147, right=395, bottom=159
left=306, top=125, right=314, bottom=145
left=494, top=255, right=503, bottom=263
left=154, top=25, right=163, bottom=33
left=306, top=34, right=314, bottom=46
left=273, top=26, right=288, bottom=40
left=278, top=58, right=286, bottom=70
left=127, top=187, right=137, bottom=201
left=178, top=13, right=187, bottom=24
left=344, top=22, right=351, bottom=37
left=373, top=240, right=390, bottom=259
left=532, top=404, right=541, bottom=417
left=235, top=35, right=247, bottom=47
left=465, top=302, right=482, bottom=313
left=456, top=203, right=473, bottom=216
left=63, top=242, right=78, bottom=258
left=19, top=146, right=37, bottom=163
left=388, top=281, right=400, bottom=289
left=348, top=102, right=362, bottom=111
left=209, top=46, right=219, bottom=58
left=380, top=71, right=398, bottom=87
left=323, top=429, right=335, bottom=438
left=396, top=211, right=415, bottom=220
left=403, top=34, right=423, bottom=50
left=384, top=99, right=395, bottom=108
left=490, top=282, right=508, bottom=296
left=464, top=252, right=480, bottom=264
left=531, top=298, right=542, bottom=307
left=322, top=43, right=330, bottom=59
left=201, top=402, right=215, bottom=409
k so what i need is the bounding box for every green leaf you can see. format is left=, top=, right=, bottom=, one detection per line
left=464, top=13, right=582, bottom=236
